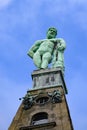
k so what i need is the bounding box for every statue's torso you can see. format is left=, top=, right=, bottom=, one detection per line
left=38, top=39, right=55, bottom=54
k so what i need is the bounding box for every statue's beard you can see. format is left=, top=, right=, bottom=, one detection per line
left=47, top=34, right=56, bottom=39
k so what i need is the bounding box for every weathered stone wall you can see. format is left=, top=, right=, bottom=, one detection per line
left=8, top=86, right=73, bottom=130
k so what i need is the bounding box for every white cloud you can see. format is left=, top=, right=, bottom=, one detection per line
left=0, top=0, right=12, bottom=9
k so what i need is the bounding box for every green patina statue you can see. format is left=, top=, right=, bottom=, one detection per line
left=48, top=89, right=62, bottom=103
left=19, top=93, right=35, bottom=110
left=27, top=27, right=66, bottom=72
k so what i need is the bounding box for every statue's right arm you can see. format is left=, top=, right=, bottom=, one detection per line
left=27, top=40, right=42, bottom=58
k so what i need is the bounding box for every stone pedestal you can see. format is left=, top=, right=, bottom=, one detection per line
left=32, top=68, right=67, bottom=94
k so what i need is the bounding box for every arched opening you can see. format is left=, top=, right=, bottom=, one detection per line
left=36, top=96, right=49, bottom=104
left=31, top=112, right=48, bottom=125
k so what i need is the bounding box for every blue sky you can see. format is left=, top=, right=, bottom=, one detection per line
left=0, top=0, right=87, bottom=129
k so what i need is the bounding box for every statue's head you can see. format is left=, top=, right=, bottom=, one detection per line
left=47, top=27, right=57, bottom=39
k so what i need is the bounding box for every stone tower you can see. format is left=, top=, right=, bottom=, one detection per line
left=8, top=68, right=74, bottom=130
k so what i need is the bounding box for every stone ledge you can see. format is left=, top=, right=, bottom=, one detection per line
left=32, top=67, right=63, bottom=76
left=28, top=85, right=63, bottom=93
left=19, top=121, right=56, bottom=130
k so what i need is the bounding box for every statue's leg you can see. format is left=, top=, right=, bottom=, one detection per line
left=33, top=51, right=41, bottom=68
left=41, top=52, right=51, bottom=68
